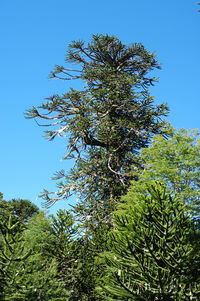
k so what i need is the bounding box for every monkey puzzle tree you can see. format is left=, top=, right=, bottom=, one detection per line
left=0, top=216, right=32, bottom=299
left=99, top=182, right=200, bottom=300
left=26, top=34, right=168, bottom=230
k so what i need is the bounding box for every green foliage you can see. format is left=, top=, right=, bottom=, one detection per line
left=24, top=210, right=100, bottom=300
left=26, top=34, right=169, bottom=230
left=99, top=182, right=200, bottom=300
left=0, top=210, right=70, bottom=300
left=22, top=211, right=69, bottom=300
left=0, top=216, right=32, bottom=299
left=131, top=127, right=200, bottom=215
left=47, top=210, right=100, bottom=300
left=0, top=195, right=41, bottom=299
left=0, top=198, right=105, bottom=300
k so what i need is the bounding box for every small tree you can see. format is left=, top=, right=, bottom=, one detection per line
left=47, top=210, right=100, bottom=300
left=26, top=34, right=168, bottom=230
left=0, top=216, right=32, bottom=299
left=99, top=182, right=200, bottom=300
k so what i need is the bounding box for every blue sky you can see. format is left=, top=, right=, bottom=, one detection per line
left=1, top=0, right=200, bottom=214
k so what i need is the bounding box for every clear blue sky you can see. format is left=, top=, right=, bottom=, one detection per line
left=1, top=0, right=200, bottom=214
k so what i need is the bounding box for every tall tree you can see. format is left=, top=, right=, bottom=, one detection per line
left=26, top=34, right=168, bottom=229
left=99, top=182, right=200, bottom=300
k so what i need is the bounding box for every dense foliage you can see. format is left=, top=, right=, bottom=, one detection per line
left=131, top=127, right=200, bottom=216
left=99, top=182, right=200, bottom=300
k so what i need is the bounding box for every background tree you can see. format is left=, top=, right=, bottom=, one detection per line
left=131, top=127, right=200, bottom=216
left=0, top=197, right=68, bottom=300
left=99, top=182, right=200, bottom=300
left=0, top=195, right=39, bottom=227
left=9, top=198, right=39, bottom=223
left=26, top=34, right=168, bottom=231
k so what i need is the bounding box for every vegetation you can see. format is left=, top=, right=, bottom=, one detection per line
left=1, top=34, right=199, bottom=299
left=98, top=182, right=200, bottom=300
left=131, top=127, right=200, bottom=216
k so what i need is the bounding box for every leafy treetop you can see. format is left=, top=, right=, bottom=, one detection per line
left=130, top=127, right=200, bottom=216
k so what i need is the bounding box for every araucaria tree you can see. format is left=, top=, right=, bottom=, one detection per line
left=26, top=34, right=168, bottom=229
left=99, top=182, right=200, bottom=300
